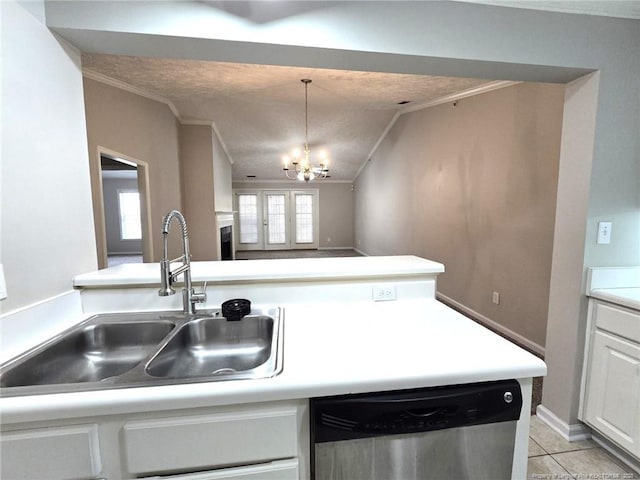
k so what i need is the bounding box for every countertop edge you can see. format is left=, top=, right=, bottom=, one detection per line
left=73, top=256, right=445, bottom=288
left=589, top=287, right=640, bottom=311
left=0, top=365, right=546, bottom=424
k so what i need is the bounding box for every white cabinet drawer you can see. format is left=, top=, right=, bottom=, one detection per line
left=146, top=458, right=299, bottom=480
left=123, top=407, right=298, bottom=476
left=594, top=302, right=640, bottom=343
left=0, top=424, right=102, bottom=480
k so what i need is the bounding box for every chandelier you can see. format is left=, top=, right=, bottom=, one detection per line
left=282, top=79, right=330, bottom=182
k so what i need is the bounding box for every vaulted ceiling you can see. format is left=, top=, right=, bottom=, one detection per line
left=82, top=54, right=493, bottom=182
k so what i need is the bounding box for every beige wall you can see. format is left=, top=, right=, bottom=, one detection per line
left=355, top=83, right=565, bottom=349
left=232, top=182, right=354, bottom=249
left=83, top=78, right=182, bottom=265
left=1, top=0, right=97, bottom=313
left=180, top=124, right=217, bottom=261
left=543, top=73, right=600, bottom=422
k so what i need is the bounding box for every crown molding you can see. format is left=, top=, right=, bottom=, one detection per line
left=83, top=70, right=235, bottom=164
left=82, top=69, right=180, bottom=118
left=354, top=80, right=521, bottom=182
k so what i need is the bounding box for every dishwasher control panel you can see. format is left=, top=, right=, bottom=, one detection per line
left=311, top=379, right=522, bottom=442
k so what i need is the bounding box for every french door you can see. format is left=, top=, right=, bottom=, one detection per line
left=234, top=189, right=319, bottom=251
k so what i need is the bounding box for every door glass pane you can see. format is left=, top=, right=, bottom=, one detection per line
left=267, top=195, right=286, bottom=244
left=295, top=194, right=313, bottom=243
left=238, top=194, right=258, bottom=244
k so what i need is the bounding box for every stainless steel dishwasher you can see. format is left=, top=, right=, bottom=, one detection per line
left=311, top=379, right=522, bottom=480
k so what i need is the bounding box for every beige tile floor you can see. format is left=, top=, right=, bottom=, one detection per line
left=528, top=415, right=639, bottom=480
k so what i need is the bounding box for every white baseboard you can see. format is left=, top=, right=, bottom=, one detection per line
left=318, top=246, right=355, bottom=251
left=536, top=404, right=592, bottom=442
left=353, top=248, right=369, bottom=256
left=436, top=292, right=545, bottom=357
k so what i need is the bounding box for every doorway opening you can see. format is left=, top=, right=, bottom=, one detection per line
left=97, top=150, right=152, bottom=268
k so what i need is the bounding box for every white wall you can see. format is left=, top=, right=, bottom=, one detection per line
left=0, top=0, right=97, bottom=314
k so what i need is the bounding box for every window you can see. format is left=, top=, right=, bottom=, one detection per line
left=238, top=194, right=259, bottom=244
left=117, top=190, right=142, bottom=240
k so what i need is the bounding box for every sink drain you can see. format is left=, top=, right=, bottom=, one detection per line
left=211, top=368, right=237, bottom=375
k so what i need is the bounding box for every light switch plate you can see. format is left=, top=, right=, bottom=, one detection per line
left=597, top=221, right=612, bottom=244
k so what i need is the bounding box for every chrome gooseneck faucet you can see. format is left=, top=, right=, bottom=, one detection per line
left=158, top=210, right=206, bottom=314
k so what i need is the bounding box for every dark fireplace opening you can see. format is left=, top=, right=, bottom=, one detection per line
left=220, top=226, right=233, bottom=261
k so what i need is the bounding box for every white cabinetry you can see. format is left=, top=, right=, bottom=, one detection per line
left=0, top=400, right=307, bottom=480
left=581, top=300, right=640, bottom=458
left=124, top=405, right=299, bottom=477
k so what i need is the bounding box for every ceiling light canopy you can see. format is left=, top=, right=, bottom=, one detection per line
left=282, top=79, right=330, bottom=182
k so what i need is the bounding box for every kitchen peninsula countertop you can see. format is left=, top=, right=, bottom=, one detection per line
left=0, top=298, right=546, bottom=424
left=73, top=255, right=445, bottom=288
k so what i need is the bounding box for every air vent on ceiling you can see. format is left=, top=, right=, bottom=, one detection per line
left=246, top=175, right=256, bottom=178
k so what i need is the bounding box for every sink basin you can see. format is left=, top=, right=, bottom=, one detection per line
left=146, top=315, right=277, bottom=378
left=0, top=307, right=283, bottom=396
left=0, top=321, right=175, bottom=387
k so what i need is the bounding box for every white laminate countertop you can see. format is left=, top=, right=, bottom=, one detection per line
left=0, top=298, right=546, bottom=424
left=73, top=255, right=444, bottom=288
left=589, top=287, right=640, bottom=311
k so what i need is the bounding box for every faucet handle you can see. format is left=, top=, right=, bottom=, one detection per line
left=191, top=281, right=207, bottom=305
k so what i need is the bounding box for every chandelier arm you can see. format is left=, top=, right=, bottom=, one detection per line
left=283, top=168, right=299, bottom=180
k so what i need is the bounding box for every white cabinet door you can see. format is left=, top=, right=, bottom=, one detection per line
left=0, top=424, right=103, bottom=480
left=146, top=459, right=299, bottom=480
left=584, top=329, right=640, bottom=456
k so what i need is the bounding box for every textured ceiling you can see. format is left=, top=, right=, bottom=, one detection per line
left=82, top=54, right=492, bottom=181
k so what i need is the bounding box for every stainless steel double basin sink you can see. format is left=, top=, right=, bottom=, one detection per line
left=0, top=307, right=283, bottom=396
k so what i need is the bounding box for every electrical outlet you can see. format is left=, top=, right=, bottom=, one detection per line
left=373, top=285, right=396, bottom=302
left=492, top=291, right=500, bottom=305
